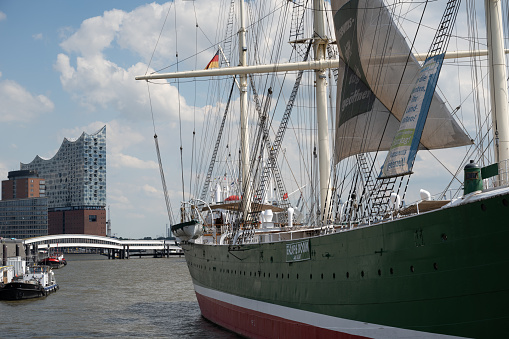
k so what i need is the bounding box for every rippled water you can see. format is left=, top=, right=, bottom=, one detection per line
left=0, top=254, right=240, bottom=338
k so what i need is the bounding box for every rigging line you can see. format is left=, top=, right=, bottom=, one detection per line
left=146, top=81, right=175, bottom=225
left=155, top=134, right=176, bottom=226
left=439, top=144, right=476, bottom=199
left=346, top=1, right=399, bottom=180
left=373, top=0, right=430, bottom=167
left=190, top=0, right=198, bottom=201
left=145, top=2, right=173, bottom=74
left=174, top=1, right=185, bottom=204
left=151, top=2, right=287, bottom=75
left=466, top=0, right=489, bottom=163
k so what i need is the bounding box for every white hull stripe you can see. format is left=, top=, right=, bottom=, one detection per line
left=193, top=283, right=467, bottom=339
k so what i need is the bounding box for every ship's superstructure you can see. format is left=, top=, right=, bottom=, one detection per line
left=136, top=0, right=509, bottom=337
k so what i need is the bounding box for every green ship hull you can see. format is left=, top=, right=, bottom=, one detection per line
left=182, top=188, right=509, bottom=338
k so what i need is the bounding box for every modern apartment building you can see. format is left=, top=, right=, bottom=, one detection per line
left=20, top=126, right=107, bottom=236
left=0, top=170, right=48, bottom=239
left=1, top=170, right=46, bottom=200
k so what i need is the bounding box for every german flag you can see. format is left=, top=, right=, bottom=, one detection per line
left=205, top=50, right=220, bottom=69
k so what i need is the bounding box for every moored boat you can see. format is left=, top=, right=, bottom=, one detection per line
left=136, top=0, right=509, bottom=337
left=0, top=265, right=58, bottom=300
left=38, top=254, right=67, bottom=269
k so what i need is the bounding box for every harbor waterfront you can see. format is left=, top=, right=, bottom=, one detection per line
left=0, top=254, right=239, bottom=338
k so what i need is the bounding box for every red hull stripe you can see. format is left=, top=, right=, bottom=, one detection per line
left=194, top=284, right=466, bottom=339
left=196, top=292, right=368, bottom=339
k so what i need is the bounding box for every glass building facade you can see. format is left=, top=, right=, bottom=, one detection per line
left=20, top=126, right=106, bottom=210
left=0, top=197, right=48, bottom=239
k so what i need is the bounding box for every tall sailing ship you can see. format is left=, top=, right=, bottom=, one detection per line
left=137, top=0, right=509, bottom=337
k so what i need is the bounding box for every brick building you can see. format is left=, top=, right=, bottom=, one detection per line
left=0, top=170, right=48, bottom=239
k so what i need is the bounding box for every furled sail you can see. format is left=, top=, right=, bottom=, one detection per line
left=332, top=0, right=471, bottom=163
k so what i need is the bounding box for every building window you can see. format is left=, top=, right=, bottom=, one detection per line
left=89, top=215, right=97, bottom=222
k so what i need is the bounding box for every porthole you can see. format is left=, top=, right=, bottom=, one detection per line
left=333, top=273, right=336, bottom=279
left=378, top=269, right=381, bottom=276
left=310, top=274, right=313, bottom=279
left=390, top=268, right=394, bottom=275
left=276, top=273, right=278, bottom=278
left=287, top=274, right=289, bottom=279
left=433, top=263, right=438, bottom=270
left=361, top=271, right=364, bottom=277
left=296, top=274, right=299, bottom=279
left=410, top=266, right=415, bottom=273
left=321, top=273, right=324, bottom=279
left=346, top=272, right=350, bottom=278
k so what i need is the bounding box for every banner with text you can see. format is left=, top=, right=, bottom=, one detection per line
left=380, top=54, right=445, bottom=178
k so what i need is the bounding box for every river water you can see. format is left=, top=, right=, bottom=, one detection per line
left=0, top=254, right=240, bottom=338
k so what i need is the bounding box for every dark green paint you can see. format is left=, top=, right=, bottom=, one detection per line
left=481, top=163, right=498, bottom=179
left=183, top=192, right=509, bottom=338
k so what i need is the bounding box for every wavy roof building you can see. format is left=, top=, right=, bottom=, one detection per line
left=20, top=126, right=107, bottom=236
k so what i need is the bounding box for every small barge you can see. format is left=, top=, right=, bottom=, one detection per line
left=0, top=263, right=58, bottom=300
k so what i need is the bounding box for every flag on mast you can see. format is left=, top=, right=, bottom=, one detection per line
left=205, top=50, right=220, bottom=69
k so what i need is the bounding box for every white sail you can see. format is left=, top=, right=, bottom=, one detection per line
left=332, top=0, right=471, bottom=163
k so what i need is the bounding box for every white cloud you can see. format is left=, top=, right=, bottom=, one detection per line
left=53, top=1, right=229, bottom=122
left=0, top=12, right=6, bottom=22
left=54, top=53, right=202, bottom=121
left=32, top=33, right=43, bottom=40
left=108, top=188, right=130, bottom=205
left=110, top=152, right=158, bottom=169
left=143, top=184, right=159, bottom=195
left=0, top=79, right=54, bottom=122
left=59, top=9, right=124, bottom=57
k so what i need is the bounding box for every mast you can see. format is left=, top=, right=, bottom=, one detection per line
left=313, top=0, right=332, bottom=222
left=238, top=0, right=251, bottom=217
left=485, top=0, right=509, bottom=184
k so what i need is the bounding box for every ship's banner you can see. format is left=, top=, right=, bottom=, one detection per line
left=380, top=54, right=445, bottom=178
left=286, top=239, right=310, bottom=262
left=332, top=0, right=471, bottom=163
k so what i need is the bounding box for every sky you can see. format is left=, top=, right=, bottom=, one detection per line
left=0, top=0, right=228, bottom=239
left=0, top=1, right=501, bottom=238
